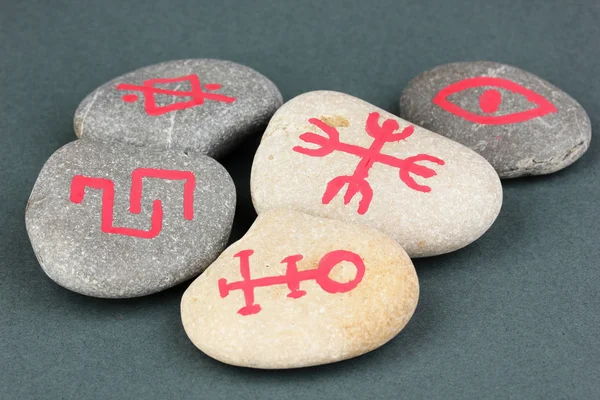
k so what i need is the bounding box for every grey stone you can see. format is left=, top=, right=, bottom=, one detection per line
left=400, top=61, right=591, bottom=178
left=74, top=59, right=283, bottom=159
left=25, top=139, right=236, bottom=298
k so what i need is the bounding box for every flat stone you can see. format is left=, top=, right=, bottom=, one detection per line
left=399, top=61, right=592, bottom=178
left=181, top=209, right=419, bottom=369
left=26, top=139, right=236, bottom=298
left=74, top=59, right=283, bottom=159
left=251, top=91, right=502, bottom=257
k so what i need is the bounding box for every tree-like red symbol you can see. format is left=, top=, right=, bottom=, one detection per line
left=432, top=77, right=557, bottom=125
left=293, top=112, right=445, bottom=215
left=116, top=74, right=236, bottom=116
left=219, top=249, right=365, bottom=316
left=69, top=168, right=196, bottom=239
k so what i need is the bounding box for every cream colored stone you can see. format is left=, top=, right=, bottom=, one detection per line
left=181, top=209, right=419, bottom=369
left=251, top=91, right=503, bottom=257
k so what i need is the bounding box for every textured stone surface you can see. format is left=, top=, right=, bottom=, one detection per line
left=181, top=209, right=419, bottom=369
left=400, top=61, right=592, bottom=178
left=26, top=139, right=236, bottom=298
left=251, top=91, right=502, bottom=257
left=74, top=59, right=283, bottom=159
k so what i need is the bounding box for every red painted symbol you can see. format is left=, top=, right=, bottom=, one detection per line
left=116, top=74, right=236, bottom=116
left=219, top=249, right=365, bottom=316
left=293, top=112, right=445, bottom=215
left=69, top=168, right=195, bottom=239
left=433, top=77, right=557, bottom=125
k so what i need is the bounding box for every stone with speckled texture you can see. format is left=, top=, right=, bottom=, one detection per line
left=181, top=209, right=419, bottom=369
left=400, top=61, right=592, bottom=178
left=26, top=139, right=236, bottom=298
left=74, top=59, right=283, bottom=159
left=251, top=91, right=502, bottom=258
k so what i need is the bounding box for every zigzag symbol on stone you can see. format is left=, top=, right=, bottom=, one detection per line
left=69, top=168, right=196, bottom=239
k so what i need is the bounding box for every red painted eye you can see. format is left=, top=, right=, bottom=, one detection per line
left=432, top=77, right=557, bottom=125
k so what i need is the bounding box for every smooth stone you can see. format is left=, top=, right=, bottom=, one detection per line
left=251, top=91, right=502, bottom=257
left=400, top=61, right=591, bottom=178
left=181, top=209, right=419, bottom=369
left=74, top=59, right=283, bottom=159
left=26, top=139, right=236, bottom=298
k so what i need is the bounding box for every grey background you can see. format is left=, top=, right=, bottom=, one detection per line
left=1, top=0, right=598, bottom=399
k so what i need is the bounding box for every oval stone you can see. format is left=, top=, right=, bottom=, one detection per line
left=74, top=59, right=283, bottom=159
left=400, top=61, right=592, bottom=178
left=180, top=209, right=419, bottom=369
left=250, top=91, right=502, bottom=257
left=26, top=139, right=236, bottom=298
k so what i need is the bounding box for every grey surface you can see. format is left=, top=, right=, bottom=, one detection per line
left=0, top=0, right=599, bottom=399
left=400, top=61, right=591, bottom=178
left=74, top=59, right=283, bottom=159
left=26, top=139, right=235, bottom=298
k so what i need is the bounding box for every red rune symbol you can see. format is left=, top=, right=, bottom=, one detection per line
left=432, top=77, right=557, bottom=125
left=116, top=74, right=236, bottom=116
left=293, top=112, right=445, bottom=215
left=218, top=249, right=365, bottom=316
left=69, top=168, right=195, bottom=239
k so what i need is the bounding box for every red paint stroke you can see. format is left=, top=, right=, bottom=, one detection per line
left=293, top=112, right=444, bottom=215
left=116, top=74, right=236, bottom=116
left=479, top=89, right=502, bottom=114
left=69, top=168, right=196, bottom=239
left=121, top=94, right=138, bottom=103
left=219, top=249, right=365, bottom=316
left=432, top=76, right=557, bottom=125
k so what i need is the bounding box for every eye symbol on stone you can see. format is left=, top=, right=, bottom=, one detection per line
left=432, top=77, right=557, bottom=125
